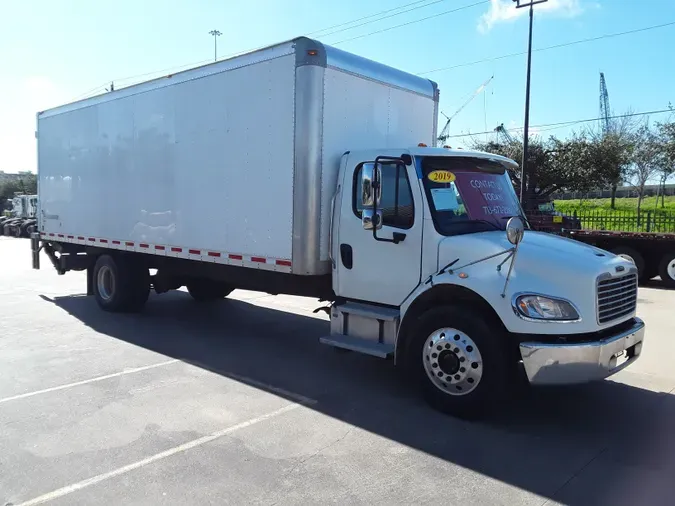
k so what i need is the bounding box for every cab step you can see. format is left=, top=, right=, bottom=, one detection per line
left=319, top=335, right=394, bottom=358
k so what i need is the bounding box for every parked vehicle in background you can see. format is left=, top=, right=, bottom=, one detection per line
left=30, top=37, right=645, bottom=418
left=526, top=201, right=581, bottom=235
left=0, top=194, right=38, bottom=238
left=563, top=229, right=675, bottom=288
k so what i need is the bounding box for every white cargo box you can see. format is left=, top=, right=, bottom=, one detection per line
left=38, top=37, right=438, bottom=275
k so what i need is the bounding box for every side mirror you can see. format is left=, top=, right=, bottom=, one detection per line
left=360, top=163, right=381, bottom=208
left=506, top=216, right=525, bottom=245
left=362, top=209, right=382, bottom=230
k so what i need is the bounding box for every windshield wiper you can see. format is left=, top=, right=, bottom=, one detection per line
left=448, top=220, right=501, bottom=230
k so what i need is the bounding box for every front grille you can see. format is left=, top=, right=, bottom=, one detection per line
left=597, top=273, right=638, bottom=324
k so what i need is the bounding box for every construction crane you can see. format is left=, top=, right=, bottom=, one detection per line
left=494, top=123, right=516, bottom=144
left=599, top=72, right=611, bottom=135
left=437, top=75, right=494, bottom=147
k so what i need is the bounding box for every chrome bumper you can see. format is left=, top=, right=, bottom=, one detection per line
left=519, top=317, right=645, bottom=385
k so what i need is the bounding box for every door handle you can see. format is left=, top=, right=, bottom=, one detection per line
left=340, top=244, right=353, bottom=269
left=393, top=232, right=406, bottom=244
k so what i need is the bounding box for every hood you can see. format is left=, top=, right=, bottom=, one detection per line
left=437, top=230, right=628, bottom=283
left=434, top=230, right=636, bottom=335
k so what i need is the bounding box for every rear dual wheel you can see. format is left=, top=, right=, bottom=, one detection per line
left=93, top=254, right=150, bottom=312
left=186, top=279, right=233, bottom=302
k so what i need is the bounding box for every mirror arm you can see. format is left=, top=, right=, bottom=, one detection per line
left=371, top=155, right=406, bottom=244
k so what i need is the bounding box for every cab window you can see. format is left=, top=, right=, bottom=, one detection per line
left=353, top=163, right=414, bottom=229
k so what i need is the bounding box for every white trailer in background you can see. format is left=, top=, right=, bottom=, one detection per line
left=33, top=37, right=645, bottom=418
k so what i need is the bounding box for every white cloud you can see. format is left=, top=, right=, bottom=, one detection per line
left=478, top=0, right=584, bottom=33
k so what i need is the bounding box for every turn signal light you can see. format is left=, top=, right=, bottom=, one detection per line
left=418, top=143, right=428, bottom=147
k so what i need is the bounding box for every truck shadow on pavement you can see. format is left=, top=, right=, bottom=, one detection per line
left=43, top=291, right=675, bottom=505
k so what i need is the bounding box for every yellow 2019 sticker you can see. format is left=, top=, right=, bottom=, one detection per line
left=427, top=170, right=456, bottom=183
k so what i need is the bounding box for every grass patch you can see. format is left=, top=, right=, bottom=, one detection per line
left=552, top=197, right=675, bottom=232
left=554, top=196, right=675, bottom=214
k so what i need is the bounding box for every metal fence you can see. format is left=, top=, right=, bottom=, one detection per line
left=569, top=209, right=675, bottom=233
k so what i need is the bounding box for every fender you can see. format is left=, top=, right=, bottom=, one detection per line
left=395, top=281, right=509, bottom=366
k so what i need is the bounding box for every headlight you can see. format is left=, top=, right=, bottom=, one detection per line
left=514, top=294, right=580, bottom=321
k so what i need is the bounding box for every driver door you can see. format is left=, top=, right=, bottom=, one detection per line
left=335, top=158, right=423, bottom=306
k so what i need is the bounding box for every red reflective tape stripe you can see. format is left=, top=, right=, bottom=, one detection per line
left=251, top=257, right=266, bottom=263
left=88, top=237, right=96, bottom=242
left=58, top=234, right=64, bottom=238
left=126, top=241, right=134, bottom=246
left=189, top=249, right=200, bottom=255
left=112, top=240, right=121, bottom=245
left=99, top=239, right=108, bottom=243
left=171, top=247, right=182, bottom=252
left=276, top=260, right=292, bottom=267
left=67, top=235, right=74, bottom=239
left=229, top=254, right=243, bottom=260
left=48, top=233, right=55, bottom=237
left=139, top=243, right=149, bottom=248
left=208, top=251, right=221, bottom=257
left=78, top=236, right=85, bottom=240
left=155, top=245, right=165, bottom=251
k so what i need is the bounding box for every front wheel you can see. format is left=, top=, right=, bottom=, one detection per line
left=407, top=306, right=511, bottom=419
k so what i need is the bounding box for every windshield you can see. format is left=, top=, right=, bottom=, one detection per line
left=419, top=156, right=523, bottom=236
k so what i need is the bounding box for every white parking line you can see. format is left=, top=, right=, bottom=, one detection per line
left=0, top=359, right=180, bottom=404
left=16, top=402, right=305, bottom=506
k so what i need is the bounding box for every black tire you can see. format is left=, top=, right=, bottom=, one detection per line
left=406, top=306, right=510, bottom=419
left=658, top=252, right=675, bottom=289
left=186, top=279, right=233, bottom=302
left=92, top=254, right=150, bottom=312
left=610, top=246, right=645, bottom=281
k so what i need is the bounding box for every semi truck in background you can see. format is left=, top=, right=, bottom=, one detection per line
left=31, top=37, right=645, bottom=418
left=1, top=194, right=38, bottom=238
left=562, top=229, right=675, bottom=289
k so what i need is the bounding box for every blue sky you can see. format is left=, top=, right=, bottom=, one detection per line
left=1, top=0, right=674, bottom=171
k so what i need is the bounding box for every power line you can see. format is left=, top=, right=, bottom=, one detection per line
left=70, top=15, right=675, bottom=102
left=418, top=20, right=675, bottom=75
left=307, top=0, right=441, bottom=36
left=70, top=0, right=482, bottom=99
left=444, top=108, right=674, bottom=139
left=113, top=1, right=471, bottom=83
left=315, top=0, right=452, bottom=38
left=332, top=0, right=488, bottom=45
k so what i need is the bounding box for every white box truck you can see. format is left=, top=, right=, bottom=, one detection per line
left=32, top=37, right=645, bottom=418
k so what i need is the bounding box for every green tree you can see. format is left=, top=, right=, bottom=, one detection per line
left=656, top=119, right=675, bottom=208
left=473, top=135, right=605, bottom=211
left=629, top=125, right=663, bottom=216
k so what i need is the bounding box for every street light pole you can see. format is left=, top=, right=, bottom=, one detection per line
left=208, top=30, right=222, bottom=62
left=513, top=0, right=547, bottom=205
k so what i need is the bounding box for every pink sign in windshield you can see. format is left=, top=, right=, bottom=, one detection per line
left=453, top=171, right=520, bottom=221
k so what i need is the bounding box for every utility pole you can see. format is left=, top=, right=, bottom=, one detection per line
left=513, top=0, right=548, bottom=205
left=208, top=30, right=222, bottom=62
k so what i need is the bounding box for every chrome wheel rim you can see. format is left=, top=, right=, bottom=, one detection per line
left=423, top=328, right=483, bottom=396
left=97, top=265, right=115, bottom=301
left=667, top=259, right=675, bottom=281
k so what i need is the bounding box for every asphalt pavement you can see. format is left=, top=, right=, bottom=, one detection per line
left=1, top=236, right=674, bottom=505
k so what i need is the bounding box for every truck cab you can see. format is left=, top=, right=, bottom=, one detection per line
left=326, top=146, right=645, bottom=417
